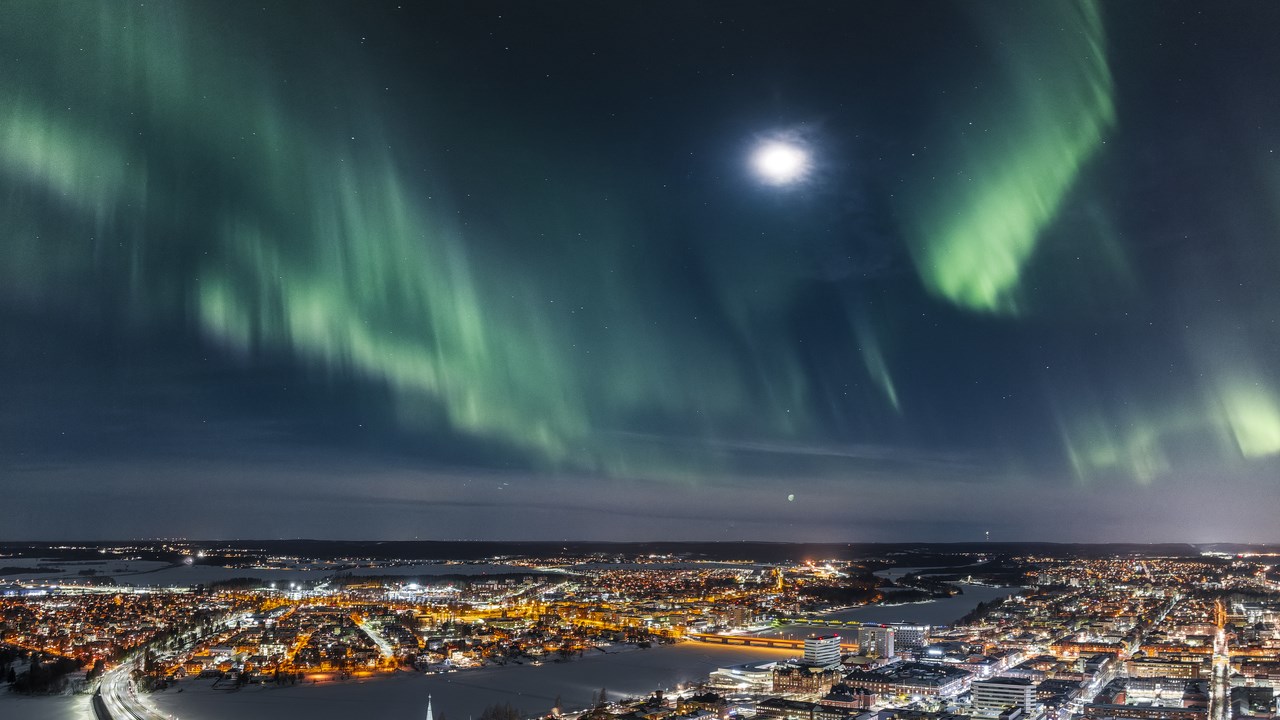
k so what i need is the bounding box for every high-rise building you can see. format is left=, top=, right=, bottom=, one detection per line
left=805, top=634, right=843, bottom=667
left=890, top=623, right=930, bottom=650
left=972, top=677, right=1039, bottom=716
left=858, top=625, right=896, bottom=658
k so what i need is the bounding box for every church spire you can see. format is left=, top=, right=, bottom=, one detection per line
left=426, top=694, right=434, bottom=720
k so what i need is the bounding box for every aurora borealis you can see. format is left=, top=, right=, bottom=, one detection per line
left=3, top=1, right=1280, bottom=541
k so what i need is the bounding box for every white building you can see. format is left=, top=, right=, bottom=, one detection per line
left=805, top=634, right=842, bottom=667
left=709, top=660, right=781, bottom=692
left=972, top=677, right=1039, bottom=716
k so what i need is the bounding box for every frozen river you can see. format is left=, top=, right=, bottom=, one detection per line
left=4, top=562, right=1022, bottom=720
left=2, top=644, right=795, bottom=720
left=151, top=643, right=797, bottom=720
left=760, top=564, right=1024, bottom=638
left=761, top=581, right=1021, bottom=640
left=147, top=573, right=1019, bottom=720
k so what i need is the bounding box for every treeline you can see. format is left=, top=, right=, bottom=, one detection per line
left=1, top=648, right=85, bottom=695
left=797, top=570, right=884, bottom=607
left=204, top=577, right=269, bottom=590
left=479, top=702, right=524, bottom=720
left=0, top=566, right=63, bottom=575
left=799, top=585, right=882, bottom=607
left=891, top=572, right=959, bottom=598
left=955, top=597, right=1006, bottom=626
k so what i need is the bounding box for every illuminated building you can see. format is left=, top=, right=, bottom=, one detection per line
left=1124, top=658, right=1202, bottom=679
left=773, top=663, right=841, bottom=695
left=857, top=626, right=895, bottom=659
left=889, top=624, right=930, bottom=651
left=757, top=698, right=819, bottom=720
left=806, top=635, right=843, bottom=668
left=1083, top=705, right=1207, bottom=720
left=820, top=684, right=876, bottom=710
left=971, top=676, right=1039, bottom=716
left=843, top=662, right=971, bottom=698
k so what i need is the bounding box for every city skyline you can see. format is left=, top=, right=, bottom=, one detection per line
left=2, top=541, right=1274, bottom=719
left=4, top=1, right=1280, bottom=541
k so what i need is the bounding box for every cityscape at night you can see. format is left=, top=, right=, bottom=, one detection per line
left=3, top=0, right=1280, bottom=718
left=3, top=542, right=1280, bottom=719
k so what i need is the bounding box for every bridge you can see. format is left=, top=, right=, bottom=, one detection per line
left=772, top=617, right=870, bottom=627
left=687, top=633, right=859, bottom=652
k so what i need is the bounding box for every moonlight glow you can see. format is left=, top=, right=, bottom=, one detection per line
left=2, top=1, right=1280, bottom=542
left=752, top=141, right=809, bottom=185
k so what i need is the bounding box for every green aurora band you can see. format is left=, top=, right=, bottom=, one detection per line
left=1056, top=353, right=1280, bottom=484
left=2, top=1, right=1279, bottom=492
left=0, top=2, right=808, bottom=477
left=901, top=0, right=1115, bottom=315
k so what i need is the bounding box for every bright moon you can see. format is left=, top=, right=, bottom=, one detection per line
left=753, top=141, right=808, bottom=185
left=787, top=493, right=795, bottom=502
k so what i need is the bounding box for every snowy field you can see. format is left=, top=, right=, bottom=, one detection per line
left=0, top=559, right=541, bottom=587
left=569, top=562, right=763, bottom=571
left=0, top=693, right=94, bottom=720
left=1, top=557, right=767, bottom=589
left=151, top=643, right=797, bottom=720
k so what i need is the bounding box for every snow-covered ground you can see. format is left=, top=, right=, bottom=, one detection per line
left=569, top=562, right=763, bottom=571
left=151, top=643, right=797, bottom=720
left=1, top=559, right=539, bottom=587
left=0, top=693, right=95, bottom=720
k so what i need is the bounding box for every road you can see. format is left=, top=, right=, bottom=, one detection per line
left=1210, top=611, right=1229, bottom=720
left=95, top=611, right=247, bottom=720
left=354, top=614, right=397, bottom=662
left=94, top=663, right=170, bottom=720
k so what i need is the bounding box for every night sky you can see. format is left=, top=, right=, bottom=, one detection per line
left=3, top=1, right=1279, bottom=542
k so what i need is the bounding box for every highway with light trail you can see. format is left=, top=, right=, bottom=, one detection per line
left=94, top=663, right=170, bottom=720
